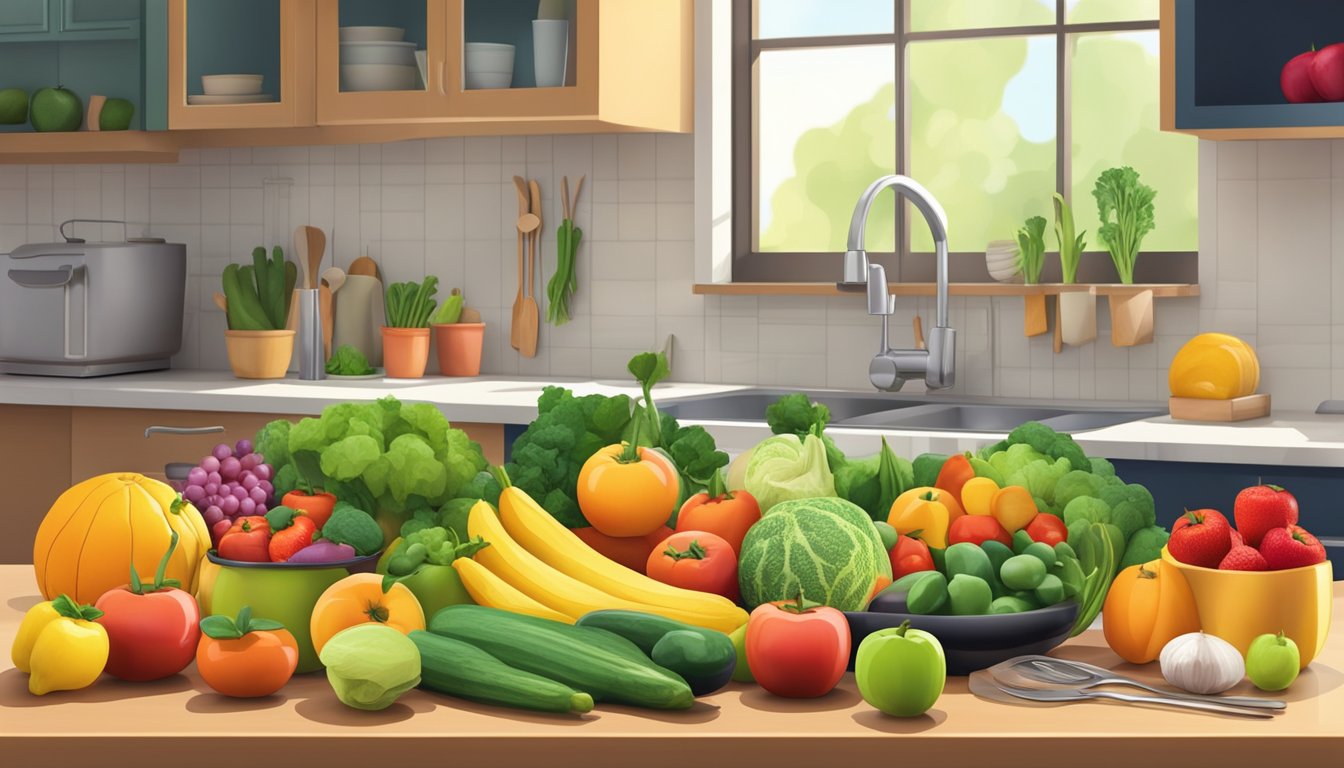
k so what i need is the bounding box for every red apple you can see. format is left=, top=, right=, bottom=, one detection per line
left=1308, top=42, right=1344, bottom=101
left=1282, top=48, right=1323, bottom=103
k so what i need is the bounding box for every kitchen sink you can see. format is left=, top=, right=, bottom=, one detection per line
left=662, top=389, right=1164, bottom=434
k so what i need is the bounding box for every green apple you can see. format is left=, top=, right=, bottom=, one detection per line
left=0, top=87, right=27, bottom=125
left=728, top=622, right=754, bottom=682
left=99, top=97, right=135, bottom=131
left=30, top=86, right=83, bottom=132
left=855, top=619, right=945, bottom=716
left=1246, top=631, right=1300, bottom=691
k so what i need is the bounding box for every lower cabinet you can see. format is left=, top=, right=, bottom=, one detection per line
left=0, top=403, right=504, bottom=564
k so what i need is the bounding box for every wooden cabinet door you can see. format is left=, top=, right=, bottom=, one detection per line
left=315, top=0, right=447, bottom=125
left=0, top=405, right=71, bottom=565
left=168, top=0, right=316, bottom=129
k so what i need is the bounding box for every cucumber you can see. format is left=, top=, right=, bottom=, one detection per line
left=410, top=630, right=593, bottom=714
left=430, top=605, right=694, bottom=710
left=575, top=610, right=736, bottom=696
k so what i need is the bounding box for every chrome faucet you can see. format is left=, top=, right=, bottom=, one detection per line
left=839, top=175, right=956, bottom=391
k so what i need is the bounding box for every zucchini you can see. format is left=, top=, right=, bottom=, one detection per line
left=575, top=610, right=736, bottom=696
left=429, top=605, right=694, bottom=710
left=410, top=630, right=593, bottom=714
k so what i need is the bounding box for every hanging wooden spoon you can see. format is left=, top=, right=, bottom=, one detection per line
left=520, top=179, right=542, bottom=358
left=511, top=175, right=530, bottom=350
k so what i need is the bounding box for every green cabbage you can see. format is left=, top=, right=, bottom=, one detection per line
left=744, top=433, right=836, bottom=513
left=320, top=624, right=421, bottom=711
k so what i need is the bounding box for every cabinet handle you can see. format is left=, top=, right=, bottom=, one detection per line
left=144, top=425, right=226, bottom=438
left=437, top=59, right=446, bottom=96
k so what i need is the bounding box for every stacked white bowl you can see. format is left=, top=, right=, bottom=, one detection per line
left=340, top=26, right=418, bottom=91
left=986, top=239, right=1023, bottom=283
left=465, top=43, right=516, bottom=89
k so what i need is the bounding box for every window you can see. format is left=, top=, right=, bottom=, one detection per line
left=734, top=0, right=1198, bottom=282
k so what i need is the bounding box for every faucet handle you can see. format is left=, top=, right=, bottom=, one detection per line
left=866, top=264, right=892, bottom=315
left=913, top=315, right=925, bottom=350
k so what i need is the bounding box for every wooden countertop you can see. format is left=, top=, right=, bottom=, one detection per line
left=2, top=566, right=1340, bottom=767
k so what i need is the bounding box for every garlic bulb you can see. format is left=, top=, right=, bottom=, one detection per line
left=1159, top=632, right=1245, bottom=694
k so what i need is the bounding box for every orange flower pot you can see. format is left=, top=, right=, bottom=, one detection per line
left=434, top=322, right=485, bottom=376
left=224, top=330, right=295, bottom=379
left=380, top=326, right=431, bottom=378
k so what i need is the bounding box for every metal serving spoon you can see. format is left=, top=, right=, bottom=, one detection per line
left=1007, top=656, right=1285, bottom=711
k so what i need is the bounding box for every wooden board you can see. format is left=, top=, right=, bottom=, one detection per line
left=1024, top=294, right=1049, bottom=337
left=1169, top=394, right=1271, bottom=422
left=1110, top=290, right=1155, bottom=347
left=692, top=282, right=1201, bottom=298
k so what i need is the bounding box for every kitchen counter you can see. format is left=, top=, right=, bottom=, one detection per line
left=4, top=371, right=1344, bottom=467
left=1, top=567, right=1340, bottom=766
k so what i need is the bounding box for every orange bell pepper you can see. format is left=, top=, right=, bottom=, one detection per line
left=1102, top=559, right=1200, bottom=664
left=991, top=485, right=1039, bottom=533
left=934, top=453, right=975, bottom=506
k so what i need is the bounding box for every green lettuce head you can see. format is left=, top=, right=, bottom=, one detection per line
left=744, top=432, right=836, bottom=512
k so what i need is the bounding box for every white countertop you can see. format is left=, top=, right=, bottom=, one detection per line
left=3, top=371, right=1344, bottom=468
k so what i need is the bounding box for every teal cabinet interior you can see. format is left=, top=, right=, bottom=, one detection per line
left=0, top=0, right=153, bottom=131
left=184, top=0, right=281, bottom=100
left=339, top=0, right=428, bottom=52
left=463, top=0, right=576, bottom=89
left=1173, top=0, right=1344, bottom=130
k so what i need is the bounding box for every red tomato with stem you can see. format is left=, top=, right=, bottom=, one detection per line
left=889, top=532, right=935, bottom=579
left=745, top=595, right=851, bottom=698
left=646, top=530, right=739, bottom=602
left=94, top=531, right=201, bottom=681
left=674, top=469, right=761, bottom=555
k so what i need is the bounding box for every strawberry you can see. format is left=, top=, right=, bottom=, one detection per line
left=1230, top=529, right=1244, bottom=548
left=1259, top=525, right=1327, bottom=570
left=1168, top=508, right=1233, bottom=568
left=1233, top=484, right=1299, bottom=548
left=1219, top=545, right=1269, bottom=571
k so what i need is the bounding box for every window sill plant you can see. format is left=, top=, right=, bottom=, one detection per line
left=221, top=247, right=297, bottom=379
left=431, top=288, right=486, bottom=377
left=381, top=276, right=439, bottom=378
left=1053, top=193, right=1097, bottom=348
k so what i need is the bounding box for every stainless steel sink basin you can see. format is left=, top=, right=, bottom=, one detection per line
left=662, top=389, right=1163, bottom=434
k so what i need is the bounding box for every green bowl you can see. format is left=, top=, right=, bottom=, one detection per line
left=202, top=550, right=380, bottom=673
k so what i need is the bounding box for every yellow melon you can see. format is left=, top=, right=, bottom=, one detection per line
left=32, top=473, right=211, bottom=603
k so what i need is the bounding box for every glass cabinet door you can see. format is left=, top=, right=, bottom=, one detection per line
left=315, top=0, right=446, bottom=124
left=444, top=0, right=596, bottom=118
left=168, top=0, right=315, bottom=129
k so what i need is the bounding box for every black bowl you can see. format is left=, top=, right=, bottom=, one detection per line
left=844, top=597, right=1079, bottom=676
left=206, top=549, right=382, bottom=573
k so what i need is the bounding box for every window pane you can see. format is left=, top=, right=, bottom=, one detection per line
left=756, top=0, right=894, bottom=39
left=909, top=0, right=1054, bottom=32
left=1066, top=0, right=1158, bottom=24
left=1070, top=31, right=1197, bottom=252
left=758, top=45, right=897, bottom=253
left=909, top=36, right=1056, bottom=252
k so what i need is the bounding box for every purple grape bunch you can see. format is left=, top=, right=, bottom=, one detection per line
left=181, top=439, right=274, bottom=542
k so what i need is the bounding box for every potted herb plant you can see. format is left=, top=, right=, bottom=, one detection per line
left=1015, top=215, right=1048, bottom=337
left=221, top=247, right=297, bottom=379
left=1053, top=193, right=1096, bottom=347
left=381, top=276, right=438, bottom=378
left=1094, top=166, right=1158, bottom=346
left=431, top=288, right=486, bottom=377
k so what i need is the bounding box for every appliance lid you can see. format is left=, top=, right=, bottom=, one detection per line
left=57, top=218, right=165, bottom=245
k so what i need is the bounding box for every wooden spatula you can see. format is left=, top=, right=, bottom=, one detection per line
left=520, top=179, right=542, bottom=358
left=511, top=176, right=529, bottom=350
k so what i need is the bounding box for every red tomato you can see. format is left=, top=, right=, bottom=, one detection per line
left=889, top=534, right=935, bottom=579
left=646, top=530, right=739, bottom=602
left=1025, top=513, right=1067, bottom=546
left=745, top=597, right=850, bottom=698
left=948, top=514, right=1013, bottom=548
left=675, top=487, right=761, bottom=556
left=94, top=531, right=201, bottom=681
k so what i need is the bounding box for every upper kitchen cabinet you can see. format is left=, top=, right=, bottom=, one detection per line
left=315, top=0, right=446, bottom=124
left=166, top=0, right=316, bottom=129
left=1161, top=0, right=1344, bottom=138
left=0, top=0, right=140, bottom=41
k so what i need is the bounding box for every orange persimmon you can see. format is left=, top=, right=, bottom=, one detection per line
left=577, top=443, right=680, bottom=537
left=1102, top=559, right=1200, bottom=664
left=196, top=606, right=299, bottom=698
left=309, top=573, right=425, bottom=656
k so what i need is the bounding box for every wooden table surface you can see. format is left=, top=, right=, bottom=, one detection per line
left=2, top=566, right=1340, bottom=767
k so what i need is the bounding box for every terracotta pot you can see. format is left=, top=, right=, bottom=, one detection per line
left=381, top=326, right=431, bottom=378
left=433, top=322, right=485, bottom=376
left=224, top=330, right=295, bottom=379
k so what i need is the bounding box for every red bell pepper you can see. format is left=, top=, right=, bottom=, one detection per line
left=745, top=594, right=850, bottom=698
left=1025, top=513, right=1068, bottom=546
left=269, top=514, right=317, bottom=562
left=217, top=516, right=271, bottom=562
left=282, top=490, right=337, bottom=530
left=94, top=531, right=201, bottom=681
left=949, top=514, right=1013, bottom=548
left=889, top=531, right=936, bottom=579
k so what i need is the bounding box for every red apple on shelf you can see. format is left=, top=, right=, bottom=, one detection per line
left=1259, top=525, right=1327, bottom=570
left=1233, top=484, right=1299, bottom=548
left=1168, top=508, right=1232, bottom=568
left=1282, top=47, right=1323, bottom=102
left=1309, top=42, right=1344, bottom=101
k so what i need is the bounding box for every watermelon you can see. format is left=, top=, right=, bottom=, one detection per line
left=738, top=497, right=891, bottom=611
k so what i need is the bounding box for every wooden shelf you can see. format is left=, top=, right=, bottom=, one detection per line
left=693, top=282, right=1201, bottom=298
left=0, top=130, right=180, bottom=164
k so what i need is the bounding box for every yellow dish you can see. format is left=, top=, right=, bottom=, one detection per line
left=1161, top=547, right=1332, bottom=668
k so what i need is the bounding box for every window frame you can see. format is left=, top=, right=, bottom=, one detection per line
left=732, top=1, right=1193, bottom=284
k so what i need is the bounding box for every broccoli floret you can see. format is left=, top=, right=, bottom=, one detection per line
left=457, top=470, right=503, bottom=506
left=438, top=497, right=477, bottom=541
left=265, top=505, right=301, bottom=531
left=1100, top=483, right=1156, bottom=541
left=1006, top=456, right=1072, bottom=507
left=1053, top=470, right=1106, bottom=511
left=991, top=442, right=1050, bottom=479
left=1088, top=456, right=1116, bottom=478
left=1120, top=525, right=1170, bottom=570
left=320, top=501, right=385, bottom=556
left=978, top=439, right=1009, bottom=461
left=1062, top=495, right=1111, bottom=530
left=404, top=526, right=453, bottom=565
left=399, top=503, right=440, bottom=538
left=1005, top=421, right=1090, bottom=473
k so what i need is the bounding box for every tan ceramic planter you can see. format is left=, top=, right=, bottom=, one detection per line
left=224, top=330, right=295, bottom=379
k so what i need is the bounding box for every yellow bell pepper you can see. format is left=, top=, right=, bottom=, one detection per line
left=12, top=594, right=109, bottom=695
left=991, top=485, right=1039, bottom=533
left=1168, top=333, right=1260, bottom=400
left=888, top=491, right=952, bottom=549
